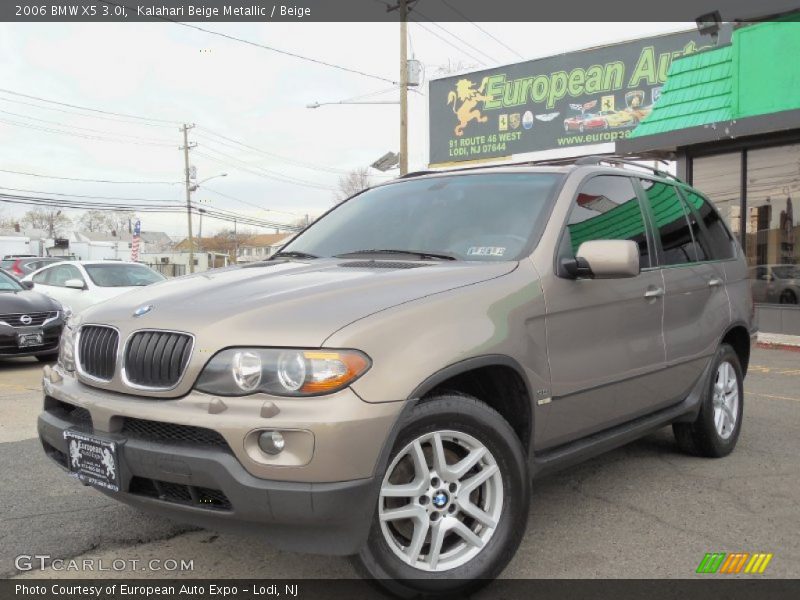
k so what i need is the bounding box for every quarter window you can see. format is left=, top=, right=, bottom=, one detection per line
left=567, top=175, right=651, bottom=268
left=681, top=188, right=736, bottom=260
left=641, top=179, right=701, bottom=266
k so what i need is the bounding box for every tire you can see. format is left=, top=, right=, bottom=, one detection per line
left=352, top=394, right=530, bottom=597
left=36, top=353, right=59, bottom=363
left=779, top=289, right=798, bottom=305
left=673, top=343, right=743, bottom=458
left=579, top=123, right=585, bottom=133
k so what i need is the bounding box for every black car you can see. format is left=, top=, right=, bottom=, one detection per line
left=0, top=269, right=65, bottom=361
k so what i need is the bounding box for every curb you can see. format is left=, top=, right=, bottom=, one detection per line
left=757, top=333, right=800, bottom=352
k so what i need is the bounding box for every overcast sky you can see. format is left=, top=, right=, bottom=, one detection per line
left=0, top=20, right=687, bottom=238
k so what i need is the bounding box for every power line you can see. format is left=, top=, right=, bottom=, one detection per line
left=438, top=0, right=524, bottom=60
left=0, top=185, right=180, bottom=203
left=410, top=20, right=489, bottom=67
left=195, top=128, right=347, bottom=175
left=0, top=191, right=300, bottom=231
left=0, top=87, right=180, bottom=125
left=196, top=148, right=334, bottom=191
left=96, top=1, right=395, bottom=85
left=369, top=0, right=495, bottom=65
left=0, top=109, right=175, bottom=144
left=0, top=116, right=175, bottom=147
left=202, top=187, right=305, bottom=218
left=0, top=167, right=180, bottom=185
left=0, top=95, right=174, bottom=129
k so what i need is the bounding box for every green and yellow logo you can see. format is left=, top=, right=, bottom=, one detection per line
left=697, top=552, right=774, bottom=574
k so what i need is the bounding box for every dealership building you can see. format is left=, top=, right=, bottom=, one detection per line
left=428, top=14, right=799, bottom=337
left=619, top=17, right=800, bottom=335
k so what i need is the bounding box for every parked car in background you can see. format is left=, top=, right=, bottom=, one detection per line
left=563, top=112, right=607, bottom=132
left=1, top=256, right=69, bottom=278
left=23, top=261, right=166, bottom=314
left=750, top=264, right=800, bottom=304
left=1, top=254, right=37, bottom=271
left=0, top=268, right=65, bottom=361
left=598, top=109, right=636, bottom=128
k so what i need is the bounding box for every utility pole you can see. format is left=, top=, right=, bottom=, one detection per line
left=180, top=123, right=197, bottom=273
left=387, top=0, right=415, bottom=175
left=399, top=0, right=408, bottom=175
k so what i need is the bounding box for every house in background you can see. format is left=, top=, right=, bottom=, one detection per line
left=236, top=233, right=292, bottom=263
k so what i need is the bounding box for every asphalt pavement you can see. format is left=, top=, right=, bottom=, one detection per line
left=1, top=348, right=798, bottom=581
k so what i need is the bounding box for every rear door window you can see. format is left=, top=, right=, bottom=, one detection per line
left=567, top=175, right=651, bottom=268
left=640, top=179, right=702, bottom=266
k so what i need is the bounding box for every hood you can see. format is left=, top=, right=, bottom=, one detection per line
left=0, top=289, right=60, bottom=313
left=82, top=259, right=516, bottom=347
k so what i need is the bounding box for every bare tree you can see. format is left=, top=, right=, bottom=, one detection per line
left=21, top=209, right=72, bottom=237
left=0, top=212, right=19, bottom=230
left=106, top=210, right=138, bottom=236
left=77, top=210, right=113, bottom=232
left=334, top=168, right=372, bottom=204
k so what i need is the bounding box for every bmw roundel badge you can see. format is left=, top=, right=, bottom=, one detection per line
left=133, top=304, right=154, bottom=318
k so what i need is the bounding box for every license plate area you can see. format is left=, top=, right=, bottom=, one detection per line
left=18, top=330, right=44, bottom=347
left=63, top=430, right=120, bottom=492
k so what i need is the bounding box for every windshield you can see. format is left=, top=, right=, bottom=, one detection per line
left=0, top=270, right=22, bottom=291
left=280, top=173, right=562, bottom=261
left=84, top=264, right=165, bottom=287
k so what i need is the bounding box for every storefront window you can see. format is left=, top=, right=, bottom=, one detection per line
left=692, top=153, right=742, bottom=238
left=746, top=144, right=800, bottom=305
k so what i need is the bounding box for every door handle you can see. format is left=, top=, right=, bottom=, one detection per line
left=644, top=287, right=664, bottom=299
left=708, top=278, right=723, bottom=287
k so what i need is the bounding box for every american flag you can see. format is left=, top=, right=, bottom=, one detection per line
left=130, top=219, right=141, bottom=262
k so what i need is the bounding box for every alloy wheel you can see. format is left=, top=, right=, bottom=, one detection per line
left=378, top=430, right=503, bottom=572
left=712, top=361, right=739, bottom=440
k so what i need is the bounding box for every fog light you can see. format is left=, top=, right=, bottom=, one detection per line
left=258, top=430, right=285, bottom=455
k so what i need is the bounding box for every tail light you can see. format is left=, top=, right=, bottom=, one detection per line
left=11, top=260, right=23, bottom=276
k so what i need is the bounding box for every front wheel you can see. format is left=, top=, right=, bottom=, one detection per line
left=673, top=343, right=743, bottom=457
left=353, top=395, right=530, bottom=596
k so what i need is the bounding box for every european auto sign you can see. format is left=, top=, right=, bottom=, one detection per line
left=428, top=28, right=729, bottom=165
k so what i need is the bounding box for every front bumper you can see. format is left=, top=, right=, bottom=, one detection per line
left=39, top=368, right=405, bottom=555
left=0, top=320, right=62, bottom=357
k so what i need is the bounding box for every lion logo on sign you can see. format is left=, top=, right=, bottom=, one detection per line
left=447, top=77, right=489, bottom=136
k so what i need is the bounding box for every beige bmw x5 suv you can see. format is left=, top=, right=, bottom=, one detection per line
left=40, top=159, right=755, bottom=594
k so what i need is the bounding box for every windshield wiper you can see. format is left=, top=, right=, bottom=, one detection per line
left=270, top=250, right=318, bottom=260
left=334, top=249, right=457, bottom=261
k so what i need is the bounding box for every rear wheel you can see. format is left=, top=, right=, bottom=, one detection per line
left=673, top=344, right=743, bottom=457
left=779, top=289, right=797, bottom=304
left=353, top=395, right=529, bottom=596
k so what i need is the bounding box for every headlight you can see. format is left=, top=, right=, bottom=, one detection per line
left=58, top=321, right=77, bottom=373
left=195, top=348, right=371, bottom=397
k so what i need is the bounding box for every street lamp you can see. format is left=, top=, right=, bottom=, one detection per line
left=190, top=172, right=227, bottom=192
left=307, top=100, right=400, bottom=109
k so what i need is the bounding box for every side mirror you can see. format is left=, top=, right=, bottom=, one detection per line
left=64, top=278, right=86, bottom=290
left=20, top=280, right=34, bottom=290
left=563, top=240, right=640, bottom=279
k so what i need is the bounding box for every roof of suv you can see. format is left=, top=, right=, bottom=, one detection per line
left=392, top=155, right=683, bottom=185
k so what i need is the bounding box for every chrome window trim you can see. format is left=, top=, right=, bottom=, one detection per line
left=75, top=324, right=120, bottom=384
left=120, top=329, right=196, bottom=392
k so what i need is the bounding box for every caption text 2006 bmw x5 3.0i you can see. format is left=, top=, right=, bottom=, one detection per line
left=39, top=159, right=755, bottom=595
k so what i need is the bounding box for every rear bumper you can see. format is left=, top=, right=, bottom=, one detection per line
left=38, top=408, right=377, bottom=555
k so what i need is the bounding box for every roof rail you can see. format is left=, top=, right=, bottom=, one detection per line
left=573, top=155, right=683, bottom=182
